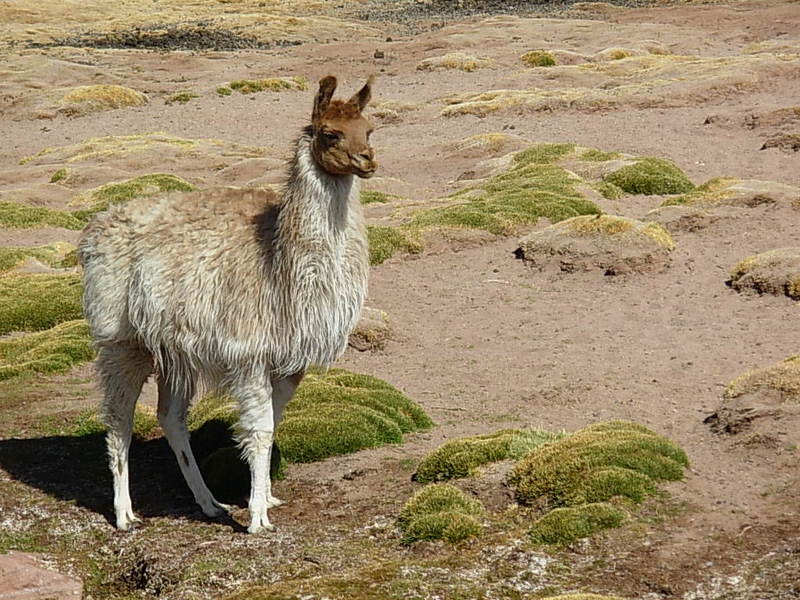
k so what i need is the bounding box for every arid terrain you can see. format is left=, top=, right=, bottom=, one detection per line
left=0, top=0, right=799, bottom=598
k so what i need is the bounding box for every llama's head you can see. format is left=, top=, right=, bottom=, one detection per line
left=310, top=75, right=377, bottom=179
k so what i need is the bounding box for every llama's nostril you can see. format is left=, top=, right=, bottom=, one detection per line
left=358, top=152, right=372, bottom=162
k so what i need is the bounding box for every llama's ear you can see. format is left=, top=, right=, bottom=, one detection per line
left=313, top=75, right=337, bottom=125
left=348, top=75, right=374, bottom=112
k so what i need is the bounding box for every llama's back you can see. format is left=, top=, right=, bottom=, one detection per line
left=79, top=187, right=281, bottom=362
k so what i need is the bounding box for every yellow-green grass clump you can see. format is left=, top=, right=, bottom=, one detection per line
left=522, top=50, right=557, bottom=67
left=556, top=214, right=675, bottom=251
left=0, top=243, right=76, bottom=273
left=728, top=248, right=800, bottom=300
left=73, top=173, right=196, bottom=216
left=166, top=92, right=199, bottom=104
left=58, top=84, right=148, bottom=115
left=408, top=147, right=600, bottom=236
left=508, top=420, right=689, bottom=507
left=188, top=369, right=433, bottom=464
left=724, top=356, right=800, bottom=401
left=216, top=86, right=233, bottom=96
left=580, top=149, right=622, bottom=162
left=0, top=320, right=93, bottom=381
left=417, top=53, right=491, bottom=72
left=360, top=190, right=396, bottom=204
left=596, top=181, right=625, bottom=200
left=367, top=225, right=422, bottom=266
left=228, top=76, right=309, bottom=94
left=0, top=201, right=84, bottom=230
left=397, top=483, right=484, bottom=544
left=0, top=273, right=83, bottom=335
left=660, top=177, right=738, bottom=207
left=414, top=428, right=563, bottom=483
left=49, top=167, right=69, bottom=183
left=70, top=405, right=159, bottom=440
left=528, top=502, right=626, bottom=545
left=604, top=157, right=694, bottom=195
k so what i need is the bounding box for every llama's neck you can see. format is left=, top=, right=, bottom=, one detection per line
left=280, top=128, right=361, bottom=240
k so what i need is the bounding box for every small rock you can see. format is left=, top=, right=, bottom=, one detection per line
left=373, top=49, right=385, bottom=59
left=0, top=551, right=83, bottom=600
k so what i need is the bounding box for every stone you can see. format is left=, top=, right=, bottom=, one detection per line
left=0, top=551, right=83, bottom=600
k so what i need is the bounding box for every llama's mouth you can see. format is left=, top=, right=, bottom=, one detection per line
left=354, top=163, right=377, bottom=179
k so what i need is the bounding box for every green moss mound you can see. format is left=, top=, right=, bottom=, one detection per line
left=414, top=428, right=562, bottom=483
left=508, top=420, right=688, bottom=507
left=661, top=177, right=736, bottom=207
left=604, top=157, right=694, bottom=195
left=0, top=320, right=93, bottom=381
left=228, top=77, right=308, bottom=94
left=188, top=369, right=433, bottom=466
left=397, top=483, right=484, bottom=544
left=360, top=190, right=396, bottom=204
left=71, top=406, right=159, bottom=440
left=0, top=243, right=76, bottom=273
left=50, top=168, right=69, bottom=183
left=0, top=273, right=83, bottom=335
left=724, top=356, right=800, bottom=401
left=367, top=225, right=422, bottom=266
left=728, top=248, right=800, bottom=300
left=522, top=50, right=557, bottom=67
left=513, top=143, right=576, bottom=165
left=0, top=201, right=84, bottom=230
left=529, top=502, right=626, bottom=545
left=74, top=173, right=196, bottom=216
left=410, top=161, right=599, bottom=236
left=166, top=92, right=199, bottom=104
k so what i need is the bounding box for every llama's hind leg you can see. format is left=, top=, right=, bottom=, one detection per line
left=265, top=371, right=304, bottom=508
left=98, top=344, right=153, bottom=531
left=156, top=377, right=229, bottom=519
left=233, top=373, right=276, bottom=533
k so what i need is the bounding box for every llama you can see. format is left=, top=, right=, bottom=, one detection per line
left=78, top=75, right=375, bottom=533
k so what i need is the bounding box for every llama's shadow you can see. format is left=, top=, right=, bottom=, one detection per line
left=0, top=421, right=251, bottom=529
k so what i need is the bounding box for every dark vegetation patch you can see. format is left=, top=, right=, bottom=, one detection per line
left=397, top=483, right=484, bottom=543
left=414, top=428, right=562, bottom=483
left=33, top=21, right=302, bottom=51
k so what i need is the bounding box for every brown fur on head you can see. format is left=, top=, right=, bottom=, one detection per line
left=310, top=75, right=377, bottom=179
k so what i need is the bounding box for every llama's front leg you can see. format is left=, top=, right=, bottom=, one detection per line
left=234, top=374, right=276, bottom=533
left=98, top=345, right=152, bottom=531
left=157, top=378, right=229, bottom=519
left=265, top=372, right=304, bottom=508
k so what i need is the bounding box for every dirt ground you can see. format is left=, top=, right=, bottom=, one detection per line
left=0, top=0, right=799, bottom=598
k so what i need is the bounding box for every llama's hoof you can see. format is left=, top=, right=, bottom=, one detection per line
left=203, top=501, right=232, bottom=519
left=116, top=513, right=142, bottom=531
left=266, top=495, right=285, bottom=508
left=247, top=521, right=276, bottom=534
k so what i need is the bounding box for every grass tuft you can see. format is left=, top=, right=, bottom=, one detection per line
left=73, top=173, right=196, bottom=216
left=0, top=320, right=93, bottom=381
left=49, top=168, right=69, bottom=183
left=0, top=243, right=76, bottom=273
left=521, top=50, right=557, bottom=67
left=0, top=273, right=83, bottom=335
left=414, top=428, right=562, bottom=483
left=604, top=157, right=694, bottom=195
left=508, top=420, right=688, bottom=507
left=367, top=225, right=422, bottom=266
left=528, top=502, right=626, bottom=545
left=187, top=369, right=432, bottom=465
left=0, top=201, right=84, bottom=230
left=166, top=92, right=199, bottom=104
left=228, top=77, right=308, bottom=94
left=397, top=483, right=484, bottom=543
left=724, top=355, right=800, bottom=401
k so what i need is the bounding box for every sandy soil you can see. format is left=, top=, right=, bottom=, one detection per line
left=0, top=0, right=799, bottom=598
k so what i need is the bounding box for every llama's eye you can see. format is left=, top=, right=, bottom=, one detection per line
left=322, top=131, right=341, bottom=143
